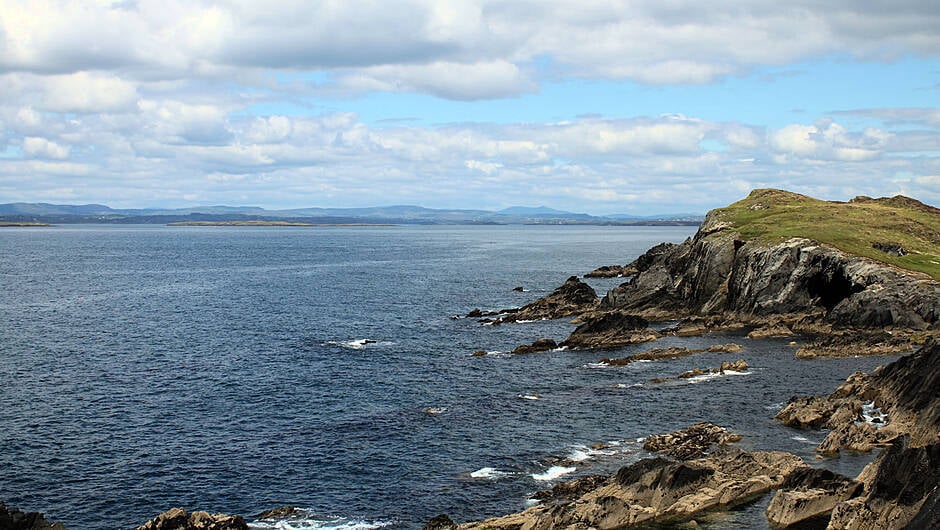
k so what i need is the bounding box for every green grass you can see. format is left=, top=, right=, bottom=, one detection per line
left=711, top=189, right=940, bottom=281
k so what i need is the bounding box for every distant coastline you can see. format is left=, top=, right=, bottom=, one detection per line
left=0, top=221, right=50, bottom=227
left=167, top=220, right=395, bottom=227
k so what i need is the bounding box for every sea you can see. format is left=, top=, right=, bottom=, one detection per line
left=0, top=225, right=897, bottom=529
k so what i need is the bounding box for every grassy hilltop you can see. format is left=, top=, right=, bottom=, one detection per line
left=711, top=189, right=940, bottom=281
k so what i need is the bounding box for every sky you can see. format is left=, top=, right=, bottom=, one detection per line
left=1, top=0, right=939, bottom=215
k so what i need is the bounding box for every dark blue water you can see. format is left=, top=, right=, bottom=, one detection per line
left=0, top=225, right=895, bottom=529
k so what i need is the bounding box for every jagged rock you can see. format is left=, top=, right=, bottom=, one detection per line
left=764, top=467, right=862, bottom=527
left=135, top=508, right=248, bottom=530
left=532, top=475, right=612, bottom=501
left=562, top=310, right=659, bottom=349
left=585, top=265, right=638, bottom=278
left=746, top=324, right=794, bottom=339
left=706, top=343, right=743, bottom=353
left=599, top=190, right=940, bottom=349
left=512, top=286, right=525, bottom=292
left=511, top=338, right=558, bottom=354
left=643, top=422, right=742, bottom=460
left=826, top=437, right=940, bottom=529
left=255, top=507, right=297, bottom=520
left=601, top=346, right=703, bottom=366
left=496, top=276, right=599, bottom=323
left=795, top=330, right=914, bottom=358
left=458, top=446, right=805, bottom=530
left=0, top=503, right=66, bottom=530
left=719, top=359, right=748, bottom=372
left=421, top=514, right=458, bottom=530
left=775, top=339, right=940, bottom=454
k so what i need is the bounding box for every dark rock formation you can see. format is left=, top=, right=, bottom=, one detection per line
left=458, top=445, right=805, bottom=529
left=254, top=507, right=297, bottom=520
left=764, top=467, right=862, bottom=527
left=421, top=514, right=458, bottom=530
left=873, top=242, right=907, bottom=256
left=0, top=504, right=66, bottom=530
left=827, top=437, right=940, bottom=529
left=586, top=192, right=940, bottom=352
left=561, top=310, right=659, bottom=349
left=599, top=346, right=705, bottom=366
left=135, top=508, right=248, bottom=530
left=511, top=338, right=558, bottom=354
left=585, top=265, right=638, bottom=278
left=483, top=276, right=599, bottom=324
left=642, top=422, right=742, bottom=460
left=776, top=339, right=940, bottom=454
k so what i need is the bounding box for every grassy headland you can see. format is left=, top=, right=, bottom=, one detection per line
left=712, top=189, right=940, bottom=280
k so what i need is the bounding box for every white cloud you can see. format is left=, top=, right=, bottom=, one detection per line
left=40, top=72, right=139, bottom=113
left=22, top=136, right=70, bottom=159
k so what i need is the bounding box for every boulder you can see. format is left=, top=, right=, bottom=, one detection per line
left=135, top=508, right=248, bottom=530
left=421, top=514, right=458, bottom=530
left=511, top=338, right=558, bottom=354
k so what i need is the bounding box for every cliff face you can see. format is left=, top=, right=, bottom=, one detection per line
left=601, top=197, right=940, bottom=333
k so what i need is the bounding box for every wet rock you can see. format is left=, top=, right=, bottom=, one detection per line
left=643, top=422, right=742, bottom=460
left=494, top=276, right=599, bottom=324
left=562, top=310, right=659, bottom=349
left=706, top=343, right=743, bottom=353
left=135, top=508, right=248, bottom=530
left=764, top=467, right=862, bottom=527
left=585, top=265, right=638, bottom=278
left=466, top=308, right=483, bottom=318
left=600, top=346, right=703, bottom=365
left=776, top=339, right=940, bottom=454
left=421, top=514, right=458, bottom=530
left=719, top=359, right=748, bottom=372
left=471, top=350, right=487, bottom=357
left=0, top=503, right=66, bottom=530
left=746, top=324, right=794, bottom=339
left=458, top=445, right=805, bottom=530
left=511, top=338, right=558, bottom=354
left=254, top=507, right=297, bottom=520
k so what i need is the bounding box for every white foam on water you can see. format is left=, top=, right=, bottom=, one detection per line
left=765, top=401, right=786, bottom=410
left=684, top=370, right=752, bottom=384
left=551, top=346, right=569, bottom=352
left=249, top=513, right=392, bottom=530
left=325, top=339, right=390, bottom=350
left=860, top=401, right=888, bottom=429
left=518, top=393, right=541, bottom=400
left=469, top=467, right=512, bottom=479
left=613, top=382, right=643, bottom=388
left=422, top=407, right=447, bottom=415
left=791, top=435, right=816, bottom=444
left=532, top=466, right=576, bottom=481
left=584, top=362, right=610, bottom=369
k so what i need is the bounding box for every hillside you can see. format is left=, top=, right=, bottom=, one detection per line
left=712, top=189, right=940, bottom=280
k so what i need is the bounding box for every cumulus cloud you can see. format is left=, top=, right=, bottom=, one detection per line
left=22, top=136, right=70, bottom=159
left=770, top=119, right=892, bottom=162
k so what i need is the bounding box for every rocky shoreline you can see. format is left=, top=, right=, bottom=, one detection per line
left=6, top=190, right=938, bottom=529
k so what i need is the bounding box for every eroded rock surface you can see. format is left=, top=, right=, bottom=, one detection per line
left=561, top=310, right=659, bottom=349
left=135, top=508, right=248, bottom=530
left=764, top=467, right=862, bottom=527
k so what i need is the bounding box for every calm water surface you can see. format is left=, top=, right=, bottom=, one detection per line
left=0, top=225, right=894, bottom=529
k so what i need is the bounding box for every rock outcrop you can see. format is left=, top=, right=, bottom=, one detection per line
left=0, top=504, right=66, bottom=530
left=135, top=508, right=248, bottom=530
left=511, top=338, right=558, bottom=354
left=764, top=467, right=862, bottom=527
left=642, top=422, right=742, bottom=460
left=485, top=276, right=600, bottom=324
left=458, top=446, right=805, bottom=530
left=561, top=310, right=659, bottom=349
left=585, top=265, right=638, bottom=278
left=826, top=437, right=939, bottom=529
left=583, top=189, right=940, bottom=352
left=775, top=339, right=940, bottom=454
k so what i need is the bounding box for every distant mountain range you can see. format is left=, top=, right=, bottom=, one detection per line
left=0, top=202, right=704, bottom=226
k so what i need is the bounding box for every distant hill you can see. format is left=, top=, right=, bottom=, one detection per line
left=0, top=202, right=703, bottom=226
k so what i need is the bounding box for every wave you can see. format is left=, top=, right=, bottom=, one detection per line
left=468, top=467, right=514, bottom=480
left=532, top=466, right=576, bottom=481
left=682, top=370, right=752, bottom=384
left=249, top=511, right=392, bottom=530
left=861, top=401, right=888, bottom=428
left=324, top=339, right=393, bottom=350
left=517, top=393, right=541, bottom=400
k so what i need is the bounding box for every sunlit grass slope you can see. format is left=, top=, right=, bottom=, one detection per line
left=712, top=189, right=940, bottom=281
